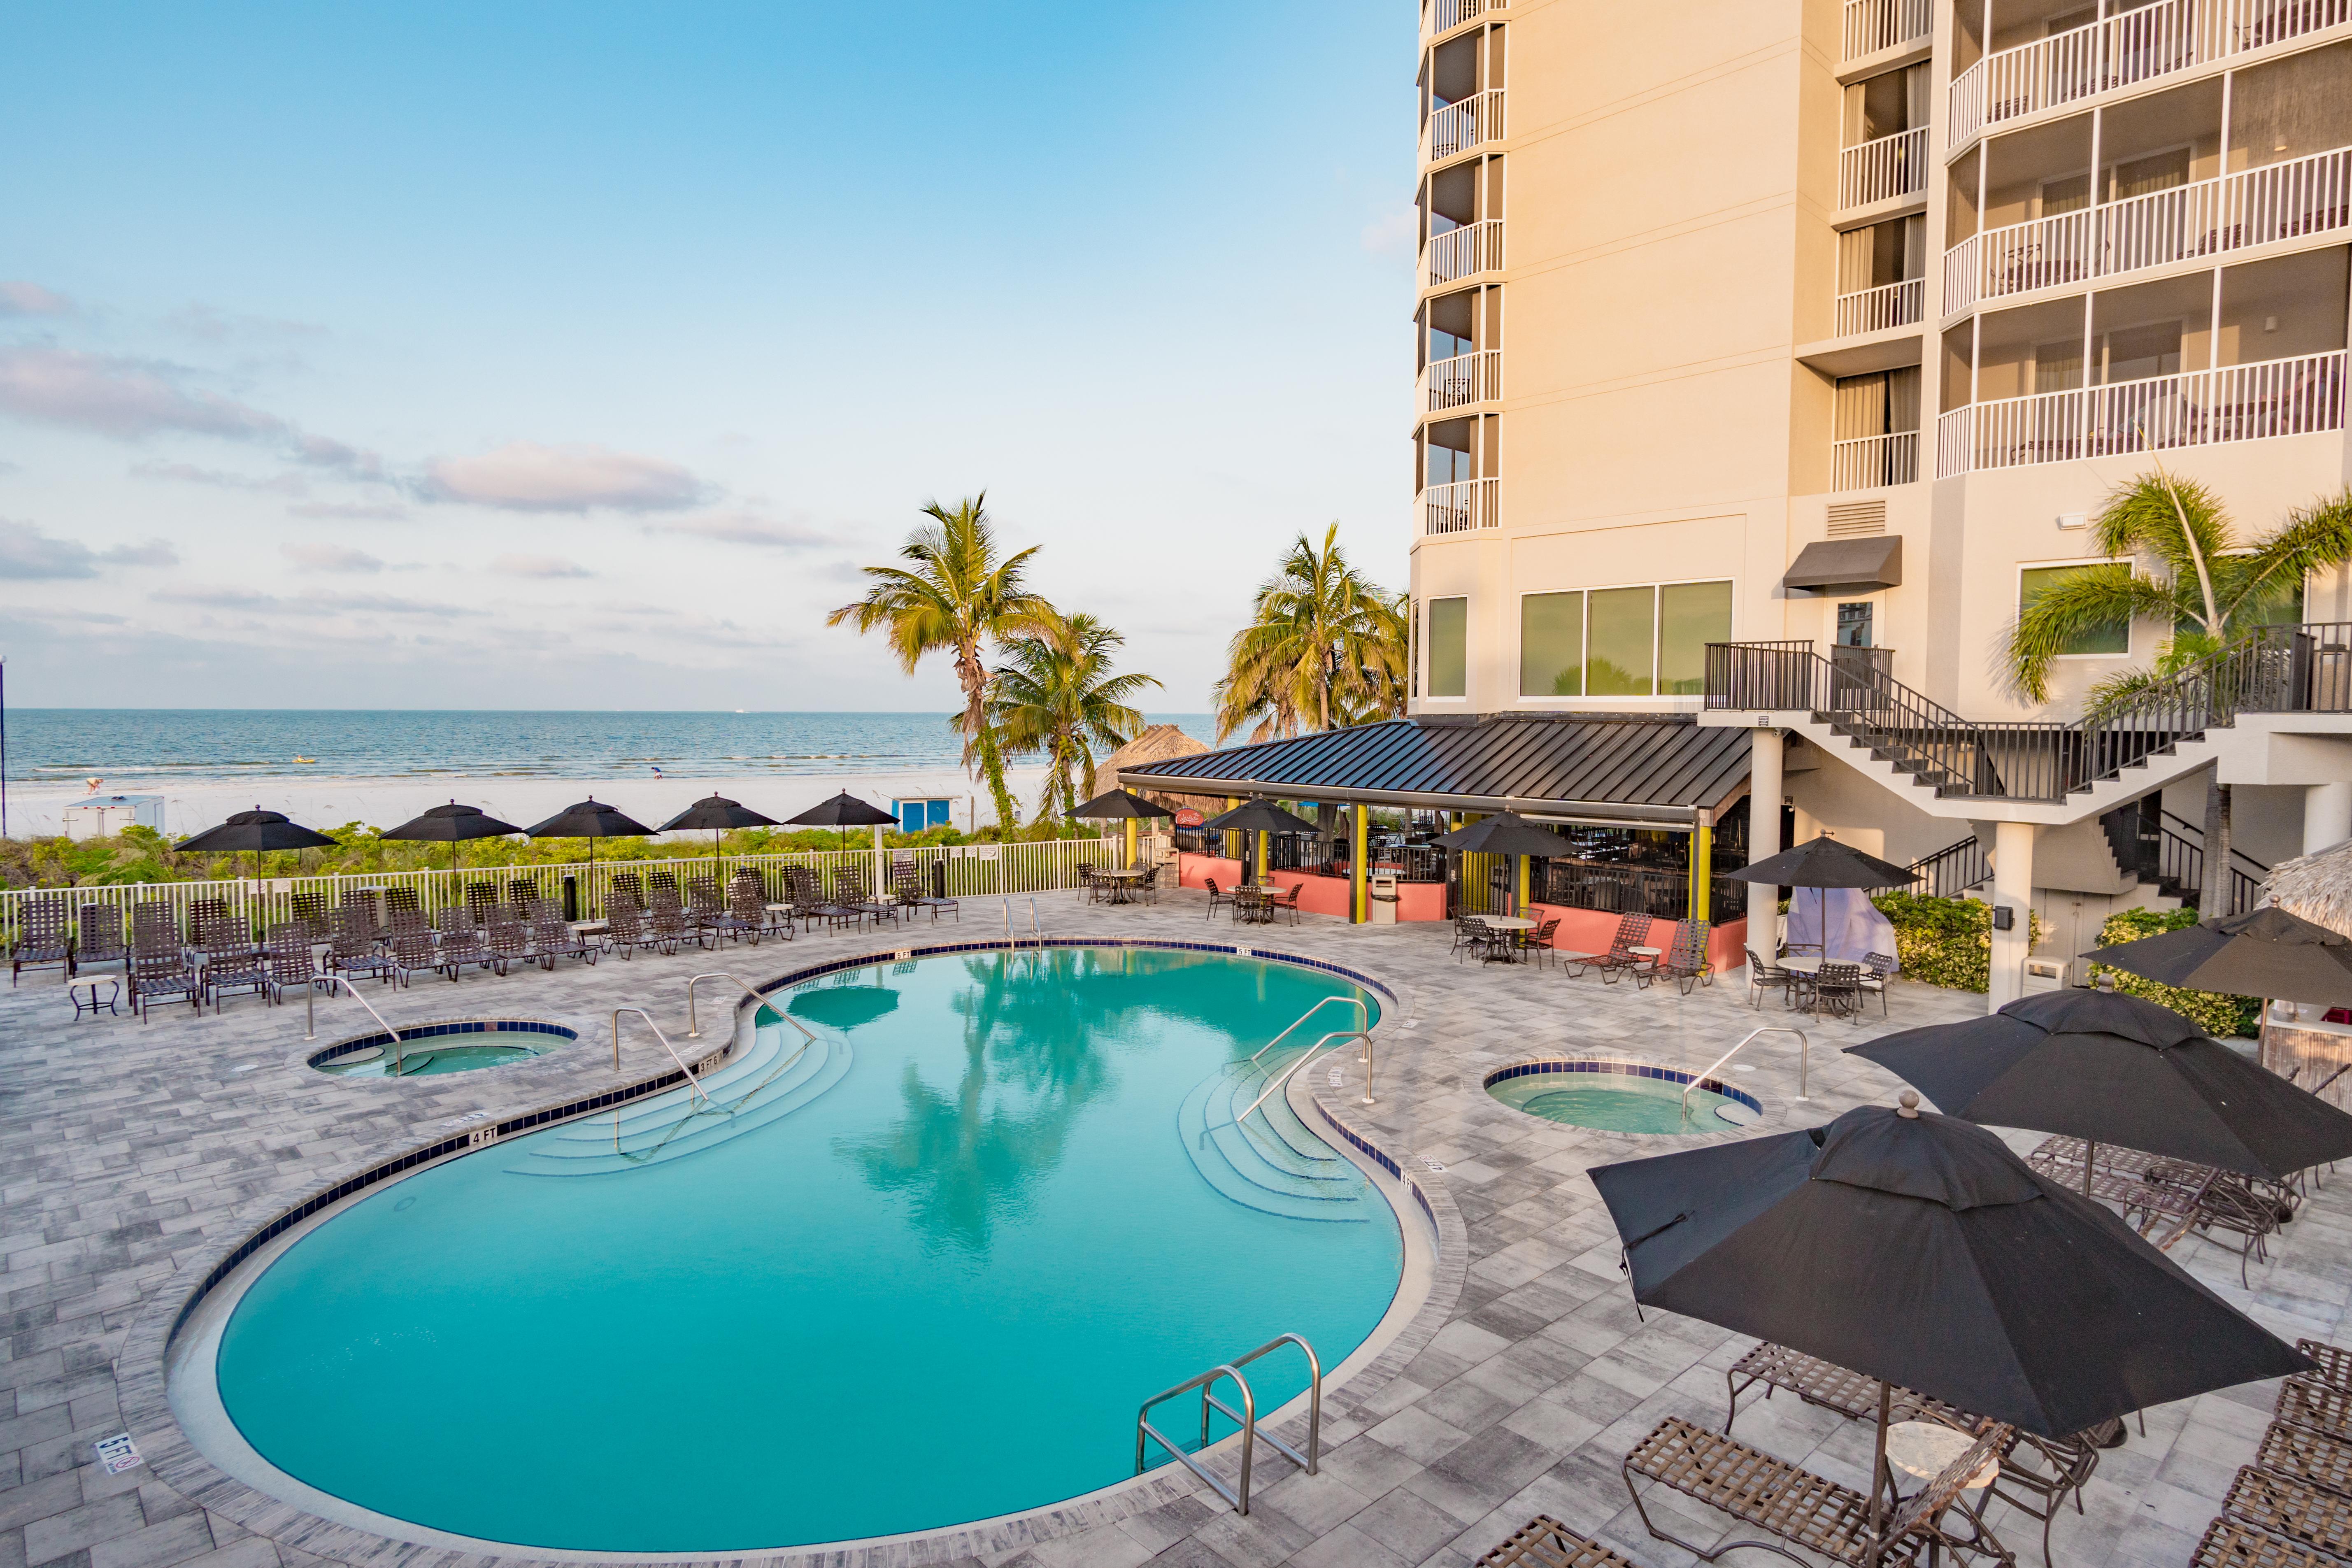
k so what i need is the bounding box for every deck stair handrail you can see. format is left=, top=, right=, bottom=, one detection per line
left=1235, top=1030, right=1375, bottom=1124
left=1684, top=1026, right=1810, bottom=1115
left=683, top=970, right=821, bottom=1049
left=1906, top=836, right=1990, bottom=898
left=302, top=975, right=408, bottom=1067
left=1706, top=623, right=2338, bottom=804
left=1249, top=994, right=1372, bottom=1065
left=610, top=1007, right=710, bottom=1107
left=1135, top=1333, right=1322, bottom=1515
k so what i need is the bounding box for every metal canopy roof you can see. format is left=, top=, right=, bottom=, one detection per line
left=1119, top=714, right=1752, bottom=828
left=1783, top=535, right=1902, bottom=592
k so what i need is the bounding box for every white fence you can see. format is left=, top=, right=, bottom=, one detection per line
left=0, top=839, right=1118, bottom=940
left=1831, top=431, right=1921, bottom=490
left=1425, top=349, right=1501, bottom=410
left=1833, top=277, right=1924, bottom=336
left=1840, top=126, right=1929, bottom=210
left=1945, top=142, right=2352, bottom=310
left=1950, top=0, right=2352, bottom=142
left=1425, top=219, right=1504, bottom=287
left=1431, top=0, right=1506, bottom=35
left=1936, top=349, right=2346, bottom=476
left=1843, top=0, right=1933, bottom=59
left=1422, top=477, right=1499, bottom=535
left=1428, top=89, right=1505, bottom=162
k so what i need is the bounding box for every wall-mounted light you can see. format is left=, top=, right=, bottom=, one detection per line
left=1990, top=905, right=2015, bottom=931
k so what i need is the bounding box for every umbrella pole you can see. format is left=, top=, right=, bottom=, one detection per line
left=2085, top=1139, right=2097, bottom=1197
left=1866, top=1380, right=1891, bottom=1565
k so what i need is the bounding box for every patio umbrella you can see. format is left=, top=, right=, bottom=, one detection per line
left=1591, top=1099, right=2307, bottom=1525
left=658, top=793, right=781, bottom=870
left=176, top=807, right=338, bottom=854
left=522, top=798, right=654, bottom=882
left=379, top=801, right=523, bottom=871
left=1070, top=789, right=1175, bottom=820
left=1847, top=989, right=2352, bottom=1184
left=1724, top=834, right=1914, bottom=888
left=1200, top=799, right=1321, bottom=888
left=787, top=790, right=899, bottom=851
left=2084, top=905, right=2352, bottom=1012
left=1433, top=811, right=1579, bottom=917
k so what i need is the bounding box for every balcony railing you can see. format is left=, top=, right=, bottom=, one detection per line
left=1839, top=126, right=1931, bottom=210
left=1424, top=219, right=1504, bottom=287
left=1430, top=0, right=1506, bottom=35
left=1950, top=0, right=2352, bottom=144
left=1934, top=349, right=2345, bottom=476
left=1831, top=431, right=1921, bottom=489
left=1943, top=142, right=2352, bottom=310
left=1844, top=0, right=1934, bottom=59
left=1428, top=88, right=1505, bottom=162
left=1422, top=477, right=1499, bottom=535
left=1425, top=349, right=1501, bottom=411
left=1833, top=277, right=1924, bottom=335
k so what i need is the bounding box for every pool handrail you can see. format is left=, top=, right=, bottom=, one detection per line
left=1238, top=1029, right=1374, bottom=1122
left=303, top=975, right=408, bottom=1070
left=1681, top=1025, right=1810, bottom=1121
left=1136, top=1363, right=1254, bottom=1513
left=610, top=1007, right=710, bottom=1107
left=682, top=971, right=819, bottom=1049
left=1247, top=994, right=1371, bottom=1065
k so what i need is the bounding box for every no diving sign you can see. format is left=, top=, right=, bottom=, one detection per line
left=93, top=1434, right=143, bottom=1474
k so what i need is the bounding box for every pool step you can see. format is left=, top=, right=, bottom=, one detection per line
left=505, top=1027, right=852, bottom=1177
left=1176, top=1060, right=1370, bottom=1224
left=544, top=1021, right=804, bottom=1140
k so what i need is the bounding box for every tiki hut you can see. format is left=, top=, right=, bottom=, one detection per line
left=2266, top=840, right=2352, bottom=935
left=2259, top=838, right=2352, bottom=1106
left=1100, top=725, right=1226, bottom=821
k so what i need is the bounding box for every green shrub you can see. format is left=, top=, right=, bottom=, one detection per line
left=2087, top=906, right=2258, bottom=1038
left=1868, top=891, right=2050, bottom=993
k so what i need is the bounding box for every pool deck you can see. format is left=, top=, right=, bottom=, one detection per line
left=0, top=889, right=2341, bottom=1568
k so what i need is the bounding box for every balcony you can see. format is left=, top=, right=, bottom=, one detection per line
left=1844, top=0, right=1934, bottom=60
left=1428, top=88, right=1505, bottom=163
left=1950, top=0, right=2351, bottom=144
left=1429, top=0, right=1506, bottom=36
left=1835, top=277, right=1926, bottom=335
left=1943, top=142, right=2352, bottom=311
left=1933, top=347, right=2345, bottom=475
left=1422, top=477, right=1499, bottom=534
left=1424, top=349, right=1502, bottom=412
left=1839, top=127, right=1931, bottom=210
left=1424, top=219, right=1505, bottom=288
left=1831, top=431, right=1922, bottom=488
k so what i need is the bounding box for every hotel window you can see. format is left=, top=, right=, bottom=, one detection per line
left=1428, top=596, right=1468, bottom=698
left=2020, top=563, right=2130, bottom=655
left=1518, top=580, right=1732, bottom=698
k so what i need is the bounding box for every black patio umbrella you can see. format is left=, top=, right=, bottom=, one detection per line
left=1433, top=811, right=1579, bottom=916
left=2084, top=905, right=2352, bottom=1012
left=1591, top=1100, right=2307, bottom=1477
left=658, top=793, right=781, bottom=870
left=1200, top=799, right=1321, bottom=886
left=786, top=790, right=900, bottom=851
left=1724, top=834, right=1915, bottom=889
left=379, top=801, right=524, bottom=871
left=1071, top=789, right=1176, bottom=821
left=1847, top=989, right=2352, bottom=1184
left=522, top=798, right=655, bottom=879
left=177, top=807, right=339, bottom=855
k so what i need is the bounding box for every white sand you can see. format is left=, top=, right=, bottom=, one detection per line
left=12, top=766, right=1052, bottom=842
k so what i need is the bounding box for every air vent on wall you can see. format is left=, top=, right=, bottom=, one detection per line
left=1826, top=500, right=1886, bottom=537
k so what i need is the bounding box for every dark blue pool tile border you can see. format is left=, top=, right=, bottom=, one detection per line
left=303, top=1017, right=581, bottom=1069
left=1481, top=1056, right=1764, bottom=1115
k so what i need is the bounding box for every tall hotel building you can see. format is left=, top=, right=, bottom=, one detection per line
left=1127, top=0, right=2352, bottom=1006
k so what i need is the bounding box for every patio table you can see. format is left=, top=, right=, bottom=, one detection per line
left=1097, top=868, right=1147, bottom=906
left=1480, top=915, right=1535, bottom=962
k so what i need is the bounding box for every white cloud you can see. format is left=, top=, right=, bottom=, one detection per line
left=153, top=584, right=281, bottom=610
left=0, top=345, right=285, bottom=441
left=165, top=303, right=326, bottom=343
left=653, top=510, right=829, bottom=549
left=1359, top=206, right=1418, bottom=256
left=288, top=500, right=411, bottom=522
left=0, top=519, right=177, bottom=578
left=423, top=441, right=703, bottom=513
left=493, top=553, right=593, bottom=579
left=130, top=459, right=308, bottom=495
left=281, top=542, right=384, bottom=574
left=154, top=583, right=478, bottom=618
left=0, top=282, right=73, bottom=317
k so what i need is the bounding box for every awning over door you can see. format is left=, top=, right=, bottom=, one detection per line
left=1782, top=535, right=1902, bottom=593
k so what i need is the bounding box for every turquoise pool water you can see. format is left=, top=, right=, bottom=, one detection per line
left=1487, top=1062, right=1757, bottom=1133
left=315, top=1042, right=542, bottom=1077
left=212, top=948, right=1400, bottom=1552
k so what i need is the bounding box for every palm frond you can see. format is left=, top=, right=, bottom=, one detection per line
left=2003, top=569, right=2174, bottom=702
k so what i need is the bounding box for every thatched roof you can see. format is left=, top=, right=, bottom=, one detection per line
left=2264, top=839, right=2352, bottom=936
left=1100, top=725, right=1226, bottom=817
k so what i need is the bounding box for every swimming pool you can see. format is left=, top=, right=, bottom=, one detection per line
left=1486, top=1059, right=1761, bottom=1133
left=196, top=947, right=1404, bottom=1552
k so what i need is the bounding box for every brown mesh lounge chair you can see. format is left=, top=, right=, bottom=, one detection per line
left=2298, top=1340, right=2352, bottom=1394
left=603, top=900, right=663, bottom=959
left=129, top=951, right=202, bottom=1020
left=464, top=882, right=501, bottom=926
left=2257, top=1420, right=2352, bottom=1498
left=486, top=907, right=533, bottom=972
left=188, top=897, right=231, bottom=929
left=610, top=872, right=644, bottom=908
left=327, top=905, right=394, bottom=984
left=388, top=926, right=453, bottom=985
left=262, top=923, right=321, bottom=1005
left=75, top=904, right=128, bottom=975
left=1475, top=1517, right=1645, bottom=1568
left=200, top=918, right=268, bottom=1013
left=2192, top=1515, right=2343, bottom=1568
left=434, top=907, right=495, bottom=975
left=2279, top=1376, right=2352, bottom=1441
left=12, top=896, right=75, bottom=985
left=288, top=891, right=330, bottom=940
left=648, top=888, right=700, bottom=951
left=1570, top=913, right=1659, bottom=986
left=1659, top=919, right=1713, bottom=994
left=2222, top=1464, right=2352, bottom=1560
left=530, top=911, right=600, bottom=967
left=131, top=902, right=181, bottom=962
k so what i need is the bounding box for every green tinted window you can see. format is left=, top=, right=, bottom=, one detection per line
left=1520, top=592, right=1584, bottom=696
left=1428, top=596, right=1468, bottom=698
left=1659, top=581, right=1733, bottom=695
left=2020, top=564, right=2129, bottom=655
left=1587, top=587, right=1656, bottom=695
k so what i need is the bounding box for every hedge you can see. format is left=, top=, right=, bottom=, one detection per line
left=2087, top=905, right=2259, bottom=1038
left=1868, top=891, right=2047, bottom=994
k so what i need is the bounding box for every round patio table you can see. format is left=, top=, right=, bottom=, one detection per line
left=1480, top=915, right=1535, bottom=963
left=1097, top=868, right=1148, bottom=905
left=1886, top=1421, right=1999, bottom=1491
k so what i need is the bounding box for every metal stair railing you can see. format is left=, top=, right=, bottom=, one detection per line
left=1248, top=994, right=1372, bottom=1065
left=1235, top=1030, right=1375, bottom=1123
left=1136, top=1333, right=1322, bottom=1514
left=1905, top=836, right=1990, bottom=897
left=610, top=1007, right=710, bottom=1107
left=302, top=976, right=409, bottom=1067
left=1683, top=1026, right=1809, bottom=1115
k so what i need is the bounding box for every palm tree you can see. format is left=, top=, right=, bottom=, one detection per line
left=1213, top=523, right=1406, bottom=742
left=988, top=609, right=1160, bottom=823
left=2005, top=467, right=2352, bottom=911
left=828, top=495, right=1048, bottom=834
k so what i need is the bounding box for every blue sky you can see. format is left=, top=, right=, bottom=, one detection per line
left=0, top=1, right=1416, bottom=710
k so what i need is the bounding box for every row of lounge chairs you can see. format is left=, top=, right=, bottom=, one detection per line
left=2026, top=1133, right=2294, bottom=1284
left=2187, top=1338, right=2352, bottom=1568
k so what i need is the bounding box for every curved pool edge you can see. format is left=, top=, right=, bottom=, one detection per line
left=124, top=935, right=1463, bottom=1568
left=1468, top=1049, right=1795, bottom=1147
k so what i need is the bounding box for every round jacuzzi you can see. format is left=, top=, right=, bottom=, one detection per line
left=308, top=1020, right=577, bottom=1078
left=1486, top=1058, right=1761, bottom=1133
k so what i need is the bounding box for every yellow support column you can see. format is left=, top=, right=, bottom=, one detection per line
left=1224, top=796, right=1241, bottom=864
left=1351, top=806, right=1369, bottom=922
left=1515, top=854, right=1530, bottom=916
left=1124, top=816, right=1137, bottom=869
left=1255, top=829, right=1269, bottom=884
left=1688, top=810, right=1714, bottom=924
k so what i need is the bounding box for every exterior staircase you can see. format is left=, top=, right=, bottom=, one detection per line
left=506, top=1017, right=852, bottom=1178
left=1176, top=1057, right=1373, bottom=1224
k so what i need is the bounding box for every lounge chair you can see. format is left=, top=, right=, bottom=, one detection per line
left=188, top=897, right=231, bottom=929
left=75, top=904, right=128, bottom=975
left=1622, top=1413, right=2015, bottom=1567
left=1659, top=919, right=1713, bottom=995
left=2278, top=1376, right=2352, bottom=1441
left=604, top=900, right=664, bottom=959
left=463, top=882, right=501, bottom=926
left=287, top=891, right=330, bottom=940
left=384, top=887, right=422, bottom=921
left=648, top=890, right=700, bottom=951
left=507, top=877, right=540, bottom=908
left=782, top=868, right=827, bottom=930
left=200, top=919, right=268, bottom=1013
left=2221, top=1464, right=2352, bottom=1561
left=530, top=912, right=600, bottom=967
left=2299, top=1340, right=2352, bottom=1394
left=2195, top=1172, right=2285, bottom=1284
left=327, top=906, right=395, bottom=985
left=12, top=896, right=74, bottom=985
left=1747, top=947, right=1794, bottom=1009
left=2191, top=1516, right=2340, bottom=1568
left=610, top=872, right=644, bottom=908
left=385, top=927, right=448, bottom=986
left=131, top=902, right=182, bottom=963
left=707, top=882, right=763, bottom=945
left=262, top=923, right=321, bottom=1006
left=129, top=952, right=202, bottom=1020
left=2257, top=1419, right=2352, bottom=1498
left=434, top=907, right=495, bottom=975
left=1574, top=913, right=1658, bottom=986
left=486, top=909, right=533, bottom=972
left=686, top=877, right=726, bottom=934
left=1475, top=1517, right=1644, bottom=1568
